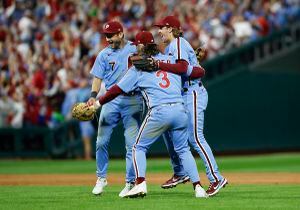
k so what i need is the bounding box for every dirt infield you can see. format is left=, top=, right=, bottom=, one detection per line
left=1, top=172, right=299, bottom=186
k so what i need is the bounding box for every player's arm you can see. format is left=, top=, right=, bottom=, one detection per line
left=88, top=52, right=106, bottom=106
left=158, top=37, right=190, bottom=74
left=96, top=84, right=124, bottom=106
left=155, top=37, right=204, bottom=78
left=94, top=68, right=138, bottom=109
left=186, top=65, right=205, bottom=79
left=156, top=61, right=205, bottom=79
left=157, top=60, right=188, bottom=74
left=87, top=77, right=102, bottom=106
left=93, top=85, right=124, bottom=109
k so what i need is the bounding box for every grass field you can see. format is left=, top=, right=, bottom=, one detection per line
left=0, top=153, right=300, bottom=210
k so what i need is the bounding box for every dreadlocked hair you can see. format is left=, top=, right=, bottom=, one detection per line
left=143, top=44, right=160, bottom=56
left=172, top=28, right=183, bottom=38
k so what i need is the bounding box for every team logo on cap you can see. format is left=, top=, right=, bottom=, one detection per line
left=105, top=24, right=109, bottom=29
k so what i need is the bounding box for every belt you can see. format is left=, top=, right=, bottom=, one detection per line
left=153, top=102, right=183, bottom=108
left=183, top=82, right=202, bottom=92
left=159, top=102, right=183, bottom=107
left=122, top=91, right=138, bottom=96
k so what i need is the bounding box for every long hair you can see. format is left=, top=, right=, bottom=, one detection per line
left=171, top=28, right=183, bottom=38
left=143, top=44, right=160, bottom=56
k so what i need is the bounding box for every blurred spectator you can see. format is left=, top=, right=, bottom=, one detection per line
left=0, top=90, right=25, bottom=128
left=0, top=0, right=299, bottom=128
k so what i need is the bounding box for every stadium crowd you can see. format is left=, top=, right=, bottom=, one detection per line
left=0, top=0, right=299, bottom=128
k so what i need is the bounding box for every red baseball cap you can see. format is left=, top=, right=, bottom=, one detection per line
left=101, top=21, right=123, bottom=34
left=131, top=31, right=155, bottom=45
left=154, top=16, right=181, bottom=29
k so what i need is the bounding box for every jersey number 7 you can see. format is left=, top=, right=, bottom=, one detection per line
left=156, top=70, right=170, bottom=89
left=109, top=61, right=115, bottom=71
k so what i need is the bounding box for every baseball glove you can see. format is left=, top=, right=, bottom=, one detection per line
left=195, top=46, right=207, bottom=63
left=130, top=55, right=158, bottom=72
left=71, top=102, right=96, bottom=121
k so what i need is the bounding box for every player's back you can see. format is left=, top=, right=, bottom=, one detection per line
left=118, top=53, right=184, bottom=109
left=135, top=53, right=183, bottom=108
left=166, top=37, right=201, bottom=88
left=166, top=37, right=198, bottom=67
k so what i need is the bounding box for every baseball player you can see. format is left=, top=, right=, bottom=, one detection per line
left=152, top=16, right=228, bottom=196
left=87, top=20, right=143, bottom=197
left=92, top=31, right=208, bottom=198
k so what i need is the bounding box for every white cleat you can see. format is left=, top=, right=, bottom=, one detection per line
left=124, top=181, right=147, bottom=198
left=195, top=184, right=209, bottom=198
left=119, top=182, right=135, bottom=198
left=92, top=177, right=107, bottom=195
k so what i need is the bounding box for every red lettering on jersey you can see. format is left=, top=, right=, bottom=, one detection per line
left=156, top=70, right=170, bottom=89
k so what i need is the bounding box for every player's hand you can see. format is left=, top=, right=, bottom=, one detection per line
left=93, top=100, right=101, bottom=110
left=131, top=55, right=158, bottom=71
left=86, top=97, right=96, bottom=106
left=147, top=57, right=158, bottom=68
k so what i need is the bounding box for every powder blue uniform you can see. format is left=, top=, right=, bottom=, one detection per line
left=117, top=53, right=200, bottom=183
left=90, top=41, right=143, bottom=183
left=164, top=37, right=224, bottom=183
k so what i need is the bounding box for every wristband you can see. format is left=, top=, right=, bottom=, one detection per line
left=90, top=91, right=98, bottom=98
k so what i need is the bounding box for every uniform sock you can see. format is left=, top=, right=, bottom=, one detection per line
left=192, top=181, right=201, bottom=189
left=135, top=177, right=145, bottom=184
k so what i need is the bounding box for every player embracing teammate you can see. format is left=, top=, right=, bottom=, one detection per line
left=88, top=21, right=143, bottom=197
left=92, top=31, right=208, bottom=198
left=151, top=16, right=228, bottom=197
left=87, top=18, right=227, bottom=198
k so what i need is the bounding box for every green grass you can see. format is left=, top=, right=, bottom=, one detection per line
left=1, top=153, right=300, bottom=209
left=0, top=153, right=300, bottom=174
left=0, top=185, right=299, bottom=210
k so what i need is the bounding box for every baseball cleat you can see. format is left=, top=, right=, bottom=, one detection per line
left=124, top=181, right=147, bottom=198
left=195, top=184, right=209, bottom=198
left=119, top=182, right=135, bottom=198
left=206, top=178, right=228, bottom=197
left=161, top=174, right=190, bottom=189
left=92, top=177, right=107, bottom=195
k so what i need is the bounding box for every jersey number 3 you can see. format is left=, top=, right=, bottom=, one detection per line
left=156, top=70, right=170, bottom=88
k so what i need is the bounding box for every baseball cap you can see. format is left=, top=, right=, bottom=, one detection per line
left=154, top=16, right=181, bottom=29
left=101, top=21, right=123, bottom=34
left=131, top=31, right=155, bottom=45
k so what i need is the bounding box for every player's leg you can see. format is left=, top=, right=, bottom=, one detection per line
left=126, top=107, right=169, bottom=198
left=119, top=99, right=143, bottom=197
left=168, top=104, right=207, bottom=198
left=161, top=132, right=189, bottom=189
left=93, top=102, right=120, bottom=195
left=186, top=87, right=227, bottom=196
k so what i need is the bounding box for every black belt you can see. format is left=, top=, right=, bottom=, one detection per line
left=183, top=82, right=202, bottom=92
left=122, top=91, right=138, bottom=96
